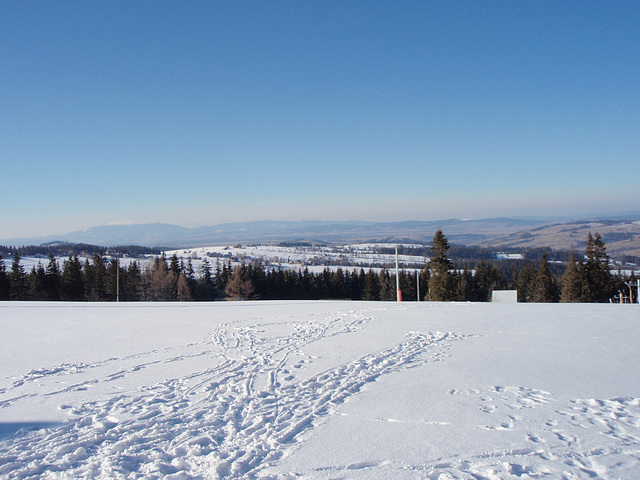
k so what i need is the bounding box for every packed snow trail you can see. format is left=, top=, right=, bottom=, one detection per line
left=0, top=307, right=465, bottom=479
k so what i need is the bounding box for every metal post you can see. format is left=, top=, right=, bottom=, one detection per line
left=395, top=245, right=401, bottom=302
left=417, top=270, right=420, bottom=302
left=116, top=252, right=120, bottom=303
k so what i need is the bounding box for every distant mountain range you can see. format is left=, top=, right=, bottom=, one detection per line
left=0, top=218, right=554, bottom=247
left=2, top=213, right=640, bottom=258
left=471, top=219, right=640, bottom=258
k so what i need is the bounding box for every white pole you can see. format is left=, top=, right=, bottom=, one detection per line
left=417, top=270, right=420, bottom=302
left=395, top=245, right=401, bottom=302
left=116, top=252, right=120, bottom=303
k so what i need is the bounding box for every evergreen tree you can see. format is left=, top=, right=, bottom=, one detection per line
left=10, top=252, right=29, bottom=300
left=84, top=253, right=108, bottom=301
left=186, top=258, right=198, bottom=294
left=398, top=270, right=415, bottom=302
left=301, top=267, right=317, bottom=299
left=61, top=254, right=86, bottom=301
left=283, top=268, right=298, bottom=298
left=196, top=258, right=215, bottom=300
left=472, top=261, right=507, bottom=302
left=122, top=261, right=142, bottom=301
left=169, top=254, right=181, bottom=276
left=514, top=261, right=537, bottom=303
left=362, top=269, right=380, bottom=300
left=271, top=266, right=286, bottom=299
left=248, top=262, right=267, bottom=299
left=458, top=267, right=474, bottom=301
left=106, top=259, right=120, bottom=301
left=185, top=257, right=196, bottom=282
left=214, top=259, right=225, bottom=291
left=350, top=269, right=363, bottom=300
left=560, top=249, right=581, bottom=302
left=419, top=267, right=430, bottom=301
left=379, top=269, right=395, bottom=301
left=29, top=264, right=47, bottom=300
left=471, top=261, right=489, bottom=302
left=532, top=254, right=558, bottom=302
left=214, top=259, right=232, bottom=293
left=580, top=232, right=612, bottom=302
left=343, top=268, right=355, bottom=299
left=428, top=229, right=457, bottom=301
left=43, top=252, right=61, bottom=300
left=332, top=267, right=347, bottom=299
left=0, top=253, right=11, bottom=300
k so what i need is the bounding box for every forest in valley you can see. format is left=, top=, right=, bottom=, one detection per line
left=0, top=231, right=636, bottom=303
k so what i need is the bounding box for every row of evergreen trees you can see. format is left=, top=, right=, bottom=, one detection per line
left=0, top=231, right=634, bottom=302
left=426, top=230, right=632, bottom=302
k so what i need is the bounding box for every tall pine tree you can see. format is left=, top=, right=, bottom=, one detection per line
left=0, top=253, right=11, bottom=300
left=44, top=252, right=61, bottom=300
left=581, top=232, right=612, bottom=302
left=532, top=254, right=558, bottom=302
left=10, top=252, right=29, bottom=300
left=428, top=229, right=457, bottom=301
left=514, top=261, right=537, bottom=303
left=29, top=264, right=47, bottom=300
left=560, top=249, right=581, bottom=302
left=61, top=254, right=86, bottom=301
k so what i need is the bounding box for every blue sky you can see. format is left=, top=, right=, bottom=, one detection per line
left=2, top=1, right=638, bottom=238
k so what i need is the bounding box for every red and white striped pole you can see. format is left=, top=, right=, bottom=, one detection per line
left=396, top=245, right=402, bottom=302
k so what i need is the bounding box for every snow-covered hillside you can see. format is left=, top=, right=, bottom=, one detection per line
left=166, top=243, right=426, bottom=274
left=10, top=243, right=426, bottom=278
left=1, top=301, right=639, bottom=479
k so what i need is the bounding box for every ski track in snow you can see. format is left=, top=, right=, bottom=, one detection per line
left=3, top=304, right=640, bottom=479
left=0, top=307, right=465, bottom=479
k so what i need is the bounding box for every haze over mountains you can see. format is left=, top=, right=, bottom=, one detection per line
left=3, top=213, right=640, bottom=258
left=0, top=218, right=549, bottom=248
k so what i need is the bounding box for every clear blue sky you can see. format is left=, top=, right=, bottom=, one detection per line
left=2, top=1, right=638, bottom=238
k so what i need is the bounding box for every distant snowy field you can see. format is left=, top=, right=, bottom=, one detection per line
left=1, top=301, right=639, bottom=479
left=165, top=244, right=426, bottom=275
left=12, top=242, right=427, bottom=277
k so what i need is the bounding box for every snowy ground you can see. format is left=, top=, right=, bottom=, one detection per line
left=0, top=301, right=639, bottom=479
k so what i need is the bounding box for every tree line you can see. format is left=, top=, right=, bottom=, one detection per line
left=0, top=243, right=161, bottom=258
left=0, top=231, right=635, bottom=303
left=425, top=229, right=635, bottom=302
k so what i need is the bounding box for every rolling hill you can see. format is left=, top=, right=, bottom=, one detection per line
left=2, top=214, right=640, bottom=259
left=471, top=220, right=640, bottom=258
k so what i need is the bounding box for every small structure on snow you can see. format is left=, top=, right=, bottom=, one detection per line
left=492, top=290, right=518, bottom=303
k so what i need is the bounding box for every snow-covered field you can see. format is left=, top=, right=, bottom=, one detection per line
left=168, top=244, right=425, bottom=267
left=10, top=242, right=426, bottom=278
left=1, top=301, right=639, bottom=479
left=165, top=244, right=426, bottom=275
